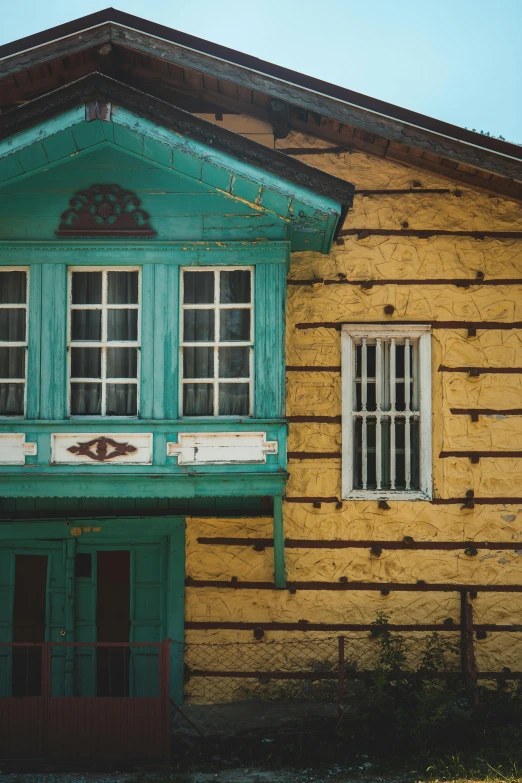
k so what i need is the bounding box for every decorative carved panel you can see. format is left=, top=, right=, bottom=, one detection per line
left=0, top=434, right=37, bottom=465
left=167, top=432, right=278, bottom=464
left=52, top=433, right=153, bottom=464
left=55, top=184, right=156, bottom=237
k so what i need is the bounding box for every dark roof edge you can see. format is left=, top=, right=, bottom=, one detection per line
left=0, top=8, right=520, bottom=165
left=0, top=72, right=354, bottom=218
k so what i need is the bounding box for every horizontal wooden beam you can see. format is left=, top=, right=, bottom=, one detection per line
left=287, top=415, right=342, bottom=423
left=287, top=278, right=522, bottom=287
left=339, top=229, right=522, bottom=239
left=440, top=366, right=522, bottom=374
left=185, top=578, right=522, bottom=593
left=195, top=537, right=522, bottom=551
left=288, top=452, right=341, bottom=460
left=450, top=408, right=522, bottom=418
left=295, top=321, right=522, bottom=331
left=285, top=496, right=522, bottom=505
left=286, top=365, right=341, bottom=372
left=440, top=451, right=522, bottom=461
left=186, top=621, right=457, bottom=632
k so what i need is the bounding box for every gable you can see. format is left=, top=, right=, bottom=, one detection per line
left=0, top=146, right=290, bottom=243
left=0, top=91, right=354, bottom=252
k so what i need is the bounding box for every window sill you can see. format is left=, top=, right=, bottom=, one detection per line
left=343, top=490, right=432, bottom=501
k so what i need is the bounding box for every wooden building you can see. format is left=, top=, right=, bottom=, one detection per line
left=1, top=9, right=522, bottom=761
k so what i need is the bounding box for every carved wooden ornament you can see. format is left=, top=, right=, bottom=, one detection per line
left=55, top=184, right=156, bottom=237
left=67, top=436, right=138, bottom=462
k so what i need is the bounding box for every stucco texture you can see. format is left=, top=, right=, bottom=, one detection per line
left=184, top=130, right=522, bottom=698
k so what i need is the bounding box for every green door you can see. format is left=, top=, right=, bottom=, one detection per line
left=73, top=540, right=166, bottom=696
left=0, top=542, right=67, bottom=697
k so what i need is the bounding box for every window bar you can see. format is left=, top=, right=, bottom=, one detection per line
left=361, top=338, right=368, bottom=490
left=404, top=337, right=411, bottom=490
left=375, top=337, right=382, bottom=491
left=214, top=269, right=219, bottom=416
left=389, top=338, right=396, bottom=490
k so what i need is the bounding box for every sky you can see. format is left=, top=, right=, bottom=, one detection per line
left=1, top=0, right=521, bottom=144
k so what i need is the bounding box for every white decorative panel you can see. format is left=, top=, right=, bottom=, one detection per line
left=0, top=434, right=37, bottom=465
left=166, top=432, right=278, bottom=465
left=52, top=433, right=153, bottom=465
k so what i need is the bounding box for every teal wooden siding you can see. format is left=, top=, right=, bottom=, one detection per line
left=0, top=242, right=287, bottom=498
left=0, top=147, right=287, bottom=244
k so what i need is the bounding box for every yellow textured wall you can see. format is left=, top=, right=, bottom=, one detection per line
left=183, top=130, right=522, bottom=700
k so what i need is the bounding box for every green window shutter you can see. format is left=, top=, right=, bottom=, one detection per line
left=254, top=261, right=286, bottom=418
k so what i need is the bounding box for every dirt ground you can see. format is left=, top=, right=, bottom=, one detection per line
left=0, top=774, right=421, bottom=783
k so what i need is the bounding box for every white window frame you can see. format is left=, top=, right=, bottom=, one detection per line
left=341, top=324, right=432, bottom=500
left=68, top=266, right=141, bottom=418
left=0, top=267, right=29, bottom=419
left=180, top=266, right=254, bottom=417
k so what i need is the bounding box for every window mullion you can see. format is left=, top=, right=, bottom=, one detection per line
left=214, top=269, right=219, bottom=416
left=375, top=337, right=382, bottom=491
left=389, top=337, right=396, bottom=490
left=361, top=338, right=368, bottom=491
left=404, top=337, right=411, bottom=490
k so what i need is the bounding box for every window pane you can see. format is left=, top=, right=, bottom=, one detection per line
left=107, top=348, right=137, bottom=379
left=71, top=272, right=102, bottom=304
left=395, top=418, right=406, bottom=489
left=0, top=347, right=25, bottom=379
left=396, top=382, right=406, bottom=411
left=0, top=383, right=24, bottom=415
left=220, top=310, right=250, bottom=342
left=0, top=309, right=25, bottom=342
left=71, top=310, right=101, bottom=341
left=219, top=383, right=249, bottom=415
left=107, top=310, right=138, bottom=341
left=70, top=383, right=101, bottom=415
left=183, top=383, right=213, bottom=416
left=71, top=348, right=101, bottom=379
left=184, top=347, right=213, bottom=379
left=0, top=272, right=26, bottom=304
left=106, top=384, right=137, bottom=416
left=184, top=271, right=214, bottom=304
left=184, top=310, right=214, bottom=342
left=107, top=271, right=139, bottom=304
left=220, top=270, right=251, bottom=303
left=219, top=347, right=249, bottom=378
left=366, top=418, right=377, bottom=489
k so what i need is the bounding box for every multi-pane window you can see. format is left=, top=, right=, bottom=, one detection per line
left=68, top=268, right=140, bottom=416
left=342, top=325, right=431, bottom=499
left=0, top=270, right=27, bottom=417
left=181, top=267, right=253, bottom=416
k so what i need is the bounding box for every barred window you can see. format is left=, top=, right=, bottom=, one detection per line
left=341, top=325, right=431, bottom=499
left=0, top=269, right=28, bottom=417
left=68, top=268, right=140, bottom=417
left=181, top=267, right=253, bottom=416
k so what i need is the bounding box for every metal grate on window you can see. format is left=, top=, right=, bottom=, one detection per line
left=353, top=336, right=420, bottom=492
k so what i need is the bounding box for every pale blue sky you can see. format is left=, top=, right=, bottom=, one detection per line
left=2, top=0, right=521, bottom=144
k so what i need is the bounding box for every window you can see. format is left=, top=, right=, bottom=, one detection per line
left=181, top=268, right=253, bottom=416
left=0, top=269, right=28, bottom=417
left=341, top=325, right=431, bottom=499
left=68, top=268, right=140, bottom=416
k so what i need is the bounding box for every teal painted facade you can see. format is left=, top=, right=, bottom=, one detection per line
left=0, top=104, right=344, bottom=701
